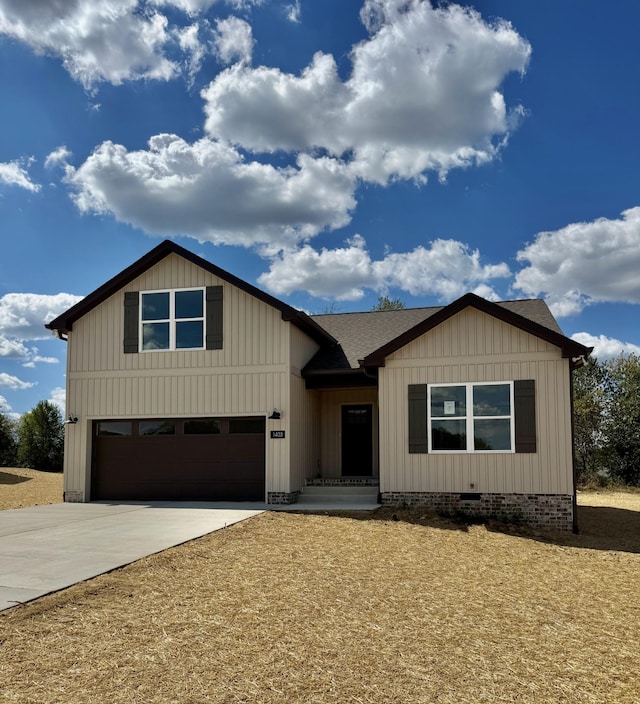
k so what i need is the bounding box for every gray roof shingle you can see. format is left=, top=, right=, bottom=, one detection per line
left=307, top=298, right=564, bottom=371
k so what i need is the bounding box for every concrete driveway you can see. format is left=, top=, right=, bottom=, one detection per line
left=0, top=501, right=264, bottom=612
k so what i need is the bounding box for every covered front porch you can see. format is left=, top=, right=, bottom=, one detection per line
left=294, top=386, right=381, bottom=509
left=311, top=387, right=379, bottom=481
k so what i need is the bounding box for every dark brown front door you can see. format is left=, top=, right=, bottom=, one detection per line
left=92, top=417, right=265, bottom=501
left=341, top=404, right=373, bottom=476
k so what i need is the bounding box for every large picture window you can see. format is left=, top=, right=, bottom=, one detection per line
left=140, top=288, right=205, bottom=351
left=428, top=382, right=514, bottom=453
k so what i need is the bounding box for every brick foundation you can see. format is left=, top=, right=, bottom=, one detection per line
left=63, top=491, right=85, bottom=503
left=381, top=492, right=573, bottom=530
left=305, top=477, right=379, bottom=487
left=267, top=491, right=301, bottom=505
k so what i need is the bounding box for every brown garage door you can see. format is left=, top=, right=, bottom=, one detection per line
left=92, top=417, right=265, bottom=501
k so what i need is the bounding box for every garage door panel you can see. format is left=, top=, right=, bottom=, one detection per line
left=92, top=418, right=265, bottom=501
left=96, top=480, right=262, bottom=502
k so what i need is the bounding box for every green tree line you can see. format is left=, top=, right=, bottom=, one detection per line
left=0, top=400, right=64, bottom=472
left=573, top=354, right=640, bottom=487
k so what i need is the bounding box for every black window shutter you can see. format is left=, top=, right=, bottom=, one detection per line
left=123, top=291, right=139, bottom=354
left=408, top=384, right=428, bottom=453
left=514, top=379, right=536, bottom=453
left=206, top=286, right=223, bottom=350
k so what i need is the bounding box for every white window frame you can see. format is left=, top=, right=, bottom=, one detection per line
left=139, top=287, right=205, bottom=352
left=427, top=381, right=515, bottom=454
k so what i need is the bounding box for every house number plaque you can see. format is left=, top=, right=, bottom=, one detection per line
left=270, top=430, right=286, bottom=439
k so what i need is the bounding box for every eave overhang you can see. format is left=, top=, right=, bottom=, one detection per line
left=302, top=367, right=378, bottom=390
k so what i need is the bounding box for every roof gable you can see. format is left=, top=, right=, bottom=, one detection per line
left=308, top=307, right=442, bottom=371
left=306, top=296, right=580, bottom=375
left=45, top=240, right=335, bottom=346
left=362, top=293, right=591, bottom=368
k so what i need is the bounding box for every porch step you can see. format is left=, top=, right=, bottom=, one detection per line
left=297, top=485, right=380, bottom=505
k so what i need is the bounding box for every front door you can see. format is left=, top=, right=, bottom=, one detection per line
left=341, top=404, right=373, bottom=476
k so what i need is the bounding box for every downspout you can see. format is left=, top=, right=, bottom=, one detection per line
left=359, top=365, right=378, bottom=383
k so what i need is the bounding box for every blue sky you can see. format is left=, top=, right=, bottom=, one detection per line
left=1, top=0, right=640, bottom=417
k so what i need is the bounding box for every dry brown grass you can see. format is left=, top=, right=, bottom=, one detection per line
left=0, top=467, right=63, bottom=510
left=1, top=493, right=639, bottom=703
left=578, top=488, right=640, bottom=510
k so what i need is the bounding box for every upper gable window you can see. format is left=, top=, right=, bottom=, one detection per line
left=140, top=288, right=205, bottom=351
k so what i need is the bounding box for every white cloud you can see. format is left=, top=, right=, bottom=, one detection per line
left=0, top=292, right=82, bottom=365
left=259, top=235, right=377, bottom=300
left=64, top=1, right=531, bottom=255
left=151, top=0, right=264, bottom=13
left=150, top=0, right=217, bottom=13
left=213, top=16, right=254, bottom=65
left=44, top=146, right=72, bottom=169
left=0, top=338, right=29, bottom=359
left=0, top=293, right=83, bottom=341
left=66, top=134, right=356, bottom=249
left=225, top=0, right=265, bottom=9
left=258, top=235, right=510, bottom=300
left=0, top=394, right=12, bottom=414
left=285, top=1, right=301, bottom=23
left=49, top=387, right=66, bottom=414
left=175, top=23, right=207, bottom=82
left=0, top=0, right=178, bottom=88
left=471, top=283, right=502, bottom=302
left=0, top=0, right=266, bottom=89
left=0, top=159, right=40, bottom=192
left=22, top=354, right=59, bottom=369
left=514, top=207, right=640, bottom=317
left=373, top=239, right=510, bottom=299
left=202, top=0, right=531, bottom=184
left=0, top=372, right=35, bottom=390
left=202, top=53, right=348, bottom=152
left=571, top=332, right=640, bottom=361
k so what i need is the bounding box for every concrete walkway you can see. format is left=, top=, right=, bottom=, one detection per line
left=0, top=501, right=264, bottom=611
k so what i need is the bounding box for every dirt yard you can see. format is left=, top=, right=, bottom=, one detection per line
left=0, top=467, right=63, bottom=510
left=1, top=488, right=639, bottom=703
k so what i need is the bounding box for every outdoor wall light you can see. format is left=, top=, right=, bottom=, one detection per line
left=65, top=415, right=78, bottom=425
left=268, top=409, right=281, bottom=420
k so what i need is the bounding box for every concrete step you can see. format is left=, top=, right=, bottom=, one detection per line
left=302, top=485, right=379, bottom=495
left=297, top=486, right=379, bottom=504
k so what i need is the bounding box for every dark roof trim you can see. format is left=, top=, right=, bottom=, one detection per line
left=303, top=368, right=378, bottom=390
left=363, top=292, right=593, bottom=368
left=45, top=240, right=336, bottom=347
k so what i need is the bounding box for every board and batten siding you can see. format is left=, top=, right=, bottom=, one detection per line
left=289, top=374, right=320, bottom=490
left=378, top=308, right=574, bottom=496
left=288, top=326, right=321, bottom=492
left=64, top=253, right=300, bottom=500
